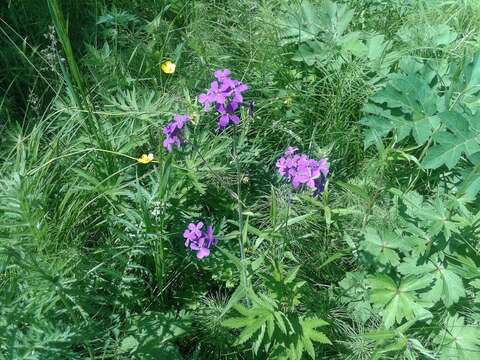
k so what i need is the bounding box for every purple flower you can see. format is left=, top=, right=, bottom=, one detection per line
left=214, top=69, right=231, bottom=81
left=163, top=114, right=190, bottom=152
left=182, top=222, right=218, bottom=259
left=276, top=147, right=329, bottom=195
left=293, top=161, right=321, bottom=189
left=163, top=136, right=181, bottom=152
left=173, top=114, right=189, bottom=129
left=284, top=146, right=298, bottom=157
left=198, top=69, right=248, bottom=129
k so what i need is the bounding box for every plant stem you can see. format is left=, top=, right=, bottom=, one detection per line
left=232, top=126, right=249, bottom=294
left=282, top=189, right=292, bottom=258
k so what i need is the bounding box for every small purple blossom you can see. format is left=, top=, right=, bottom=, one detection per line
left=198, top=69, right=248, bottom=130
left=214, top=69, right=231, bottom=81
left=163, top=114, right=190, bottom=152
left=276, top=147, right=329, bottom=195
left=183, top=222, right=218, bottom=259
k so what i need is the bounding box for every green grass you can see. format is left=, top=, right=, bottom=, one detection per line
left=1, top=0, right=480, bottom=359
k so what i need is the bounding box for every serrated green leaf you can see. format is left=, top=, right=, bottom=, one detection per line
left=252, top=324, right=266, bottom=354
left=362, top=72, right=441, bottom=147
left=237, top=320, right=264, bottom=345
left=423, top=112, right=480, bottom=169
left=308, top=329, right=332, bottom=344
left=302, top=317, right=329, bottom=329
left=303, top=335, right=315, bottom=359
left=368, top=274, right=433, bottom=328
left=399, top=258, right=466, bottom=307
left=433, top=315, right=480, bottom=360
left=360, top=227, right=408, bottom=266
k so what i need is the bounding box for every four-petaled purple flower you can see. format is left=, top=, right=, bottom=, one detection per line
left=183, top=222, right=218, bottom=259
left=276, top=147, right=329, bottom=195
left=198, top=69, right=248, bottom=130
left=163, top=114, right=190, bottom=152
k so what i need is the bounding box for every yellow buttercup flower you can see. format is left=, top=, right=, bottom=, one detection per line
left=137, top=153, right=154, bottom=164
left=161, top=60, right=176, bottom=74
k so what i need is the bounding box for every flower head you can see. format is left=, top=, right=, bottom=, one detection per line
left=214, top=69, right=231, bottom=81
left=161, top=60, right=176, bottom=74
left=276, top=147, right=329, bottom=195
left=198, top=69, right=248, bottom=130
left=183, top=222, right=218, bottom=259
left=162, top=114, right=190, bottom=152
left=137, top=153, right=154, bottom=164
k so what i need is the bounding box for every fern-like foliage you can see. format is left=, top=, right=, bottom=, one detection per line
left=223, top=293, right=330, bottom=359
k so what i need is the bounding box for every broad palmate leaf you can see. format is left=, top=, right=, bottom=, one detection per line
left=360, top=227, right=409, bottom=266
left=361, top=72, right=441, bottom=147
left=398, top=258, right=466, bottom=307
left=368, top=274, right=433, bottom=328
left=423, top=111, right=480, bottom=169
left=433, top=315, right=480, bottom=360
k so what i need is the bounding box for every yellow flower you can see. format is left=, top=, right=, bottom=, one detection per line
left=137, top=153, right=154, bottom=164
left=161, top=60, right=176, bottom=74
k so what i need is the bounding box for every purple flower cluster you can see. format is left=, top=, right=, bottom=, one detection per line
left=276, top=147, right=329, bottom=194
left=163, top=114, right=190, bottom=152
left=183, top=222, right=218, bottom=259
left=198, top=69, right=248, bottom=130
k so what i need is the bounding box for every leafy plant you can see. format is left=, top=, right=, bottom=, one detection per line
left=223, top=292, right=331, bottom=359
left=278, top=0, right=394, bottom=71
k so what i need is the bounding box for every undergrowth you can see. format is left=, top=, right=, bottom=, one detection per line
left=1, top=0, right=480, bottom=359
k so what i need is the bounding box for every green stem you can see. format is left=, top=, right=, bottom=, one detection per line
left=282, top=189, right=292, bottom=258
left=232, top=127, right=249, bottom=293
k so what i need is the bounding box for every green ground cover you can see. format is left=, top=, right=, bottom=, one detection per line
left=1, top=0, right=480, bottom=358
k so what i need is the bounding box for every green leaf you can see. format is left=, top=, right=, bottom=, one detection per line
left=336, top=180, right=370, bottom=202
left=360, top=227, right=408, bottom=266
left=319, top=0, right=354, bottom=37
left=281, top=0, right=367, bottom=67
left=220, top=284, right=247, bottom=318
left=433, top=315, right=480, bottom=360
left=274, top=212, right=314, bottom=231
left=361, top=73, right=441, bottom=147
left=121, top=311, right=190, bottom=359
left=119, top=336, right=139, bottom=353
left=401, top=191, right=463, bottom=240
left=223, top=299, right=276, bottom=347
left=301, top=316, right=332, bottom=359
left=423, top=112, right=480, bottom=169
left=368, top=274, right=433, bottom=328
left=453, top=51, right=480, bottom=109
left=398, top=258, right=466, bottom=307
left=428, top=267, right=465, bottom=307
left=278, top=1, right=323, bottom=46
left=398, top=23, right=457, bottom=47
left=292, top=40, right=327, bottom=65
